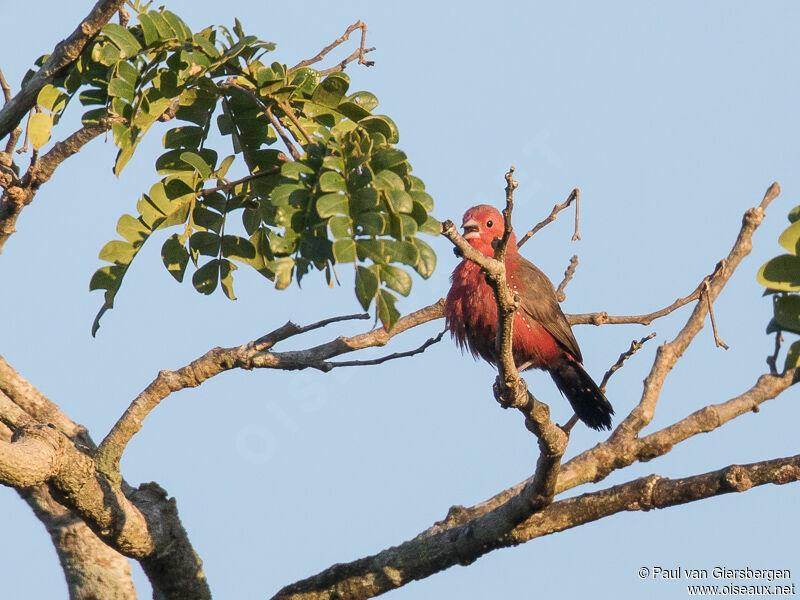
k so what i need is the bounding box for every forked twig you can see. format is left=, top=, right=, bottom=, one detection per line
left=599, top=332, right=657, bottom=393
left=517, top=188, right=580, bottom=248
left=291, top=21, right=376, bottom=74
left=327, top=330, right=446, bottom=369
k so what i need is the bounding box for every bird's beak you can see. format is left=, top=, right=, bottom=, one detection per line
left=462, top=218, right=480, bottom=239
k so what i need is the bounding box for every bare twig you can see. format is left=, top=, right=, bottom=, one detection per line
left=292, top=21, right=376, bottom=74
left=327, top=330, right=445, bottom=369
left=704, top=279, right=729, bottom=349
left=599, top=333, right=657, bottom=393
left=517, top=188, right=580, bottom=249
left=555, top=255, right=578, bottom=302
left=767, top=331, right=783, bottom=376
left=0, top=68, right=11, bottom=103
left=15, top=108, right=33, bottom=154
left=252, top=312, right=370, bottom=351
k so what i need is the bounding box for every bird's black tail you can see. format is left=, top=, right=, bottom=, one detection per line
left=549, top=356, right=614, bottom=431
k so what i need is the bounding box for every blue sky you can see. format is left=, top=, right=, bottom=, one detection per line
left=1, top=1, right=799, bottom=598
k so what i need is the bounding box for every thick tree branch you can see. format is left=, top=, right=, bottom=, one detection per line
left=0, top=0, right=124, bottom=140
left=0, top=423, right=209, bottom=599
left=273, top=454, right=800, bottom=600
left=19, top=483, right=137, bottom=600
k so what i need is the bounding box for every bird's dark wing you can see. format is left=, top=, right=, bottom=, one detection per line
left=512, top=255, right=583, bottom=362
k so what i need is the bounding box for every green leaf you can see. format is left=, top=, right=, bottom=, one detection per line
left=410, top=190, right=434, bottom=212
left=774, top=295, right=800, bottom=334
left=102, top=23, right=143, bottom=58
left=336, top=101, right=371, bottom=122
left=328, top=216, right=352, bottom=239
left=190, top=231, right=221, bottom=256
left=419, top=214, right=442, bottom=236
left=317, top=193, right=348, bottom=218
left=373, top=170, right=405, bottom=191
left=281, top=160, right=315, bottom=178
left=332, top=239, right=356, bottom=263
left=221, top=235, right=256, bottom=261
left=116, top=214, right=149, bottom=243
left=385, top=189, right=413, bottom=213
left=371, top=148, right=407, bottom=171
left=117, top=61, right=140, bottom=85
left=379, top=264, right=412, bottom=296
left=346, top=91, right=379, bottom=111
left=785, top=340, right=800, bottom=370
left=80, top=88, right=108, bottom=106
left=789, top=206, right=800, bottom=224
left=108, top=78, right=135, bottom=103
left=219, top=259, right=237, bottom=299
left=312, top=73, right=350, bottom=107
left=98, top=240, right=137, bottom=264
left=28, top=112, right=52, bottom=150
left=359, top=115, right=399, bottom=143
left=413, top=238, right=436, bottom=278
left=164, top=126, right=204, bottom=149
left=162, top=10, right=192, bottom=41
left=162, top=234, right=189, bottom=282
left=37, top=84, right=67, bottom=112
left=193, top=203, right=223, bottom=232
left=375, top=289, right=400, bottom=329
left=319, top=171, right=346, bottom=193
left=216, top=155, right=235, bottom=179
left=270, top=257, right=295, bottom=289
left=353, top=212, right=385, bottom=236
left=385, top=240, right=420, bottom=266
left=138, top=12, right=160, bottom=45
left=193, top=259, right=220, bottom=294
left=779, top=220, right=800, bottom=254
left=757, top=255, right=800, bottom=292
left=355, top=266, right=379, bottom=310
left=180, top=151, right=213, bottom=178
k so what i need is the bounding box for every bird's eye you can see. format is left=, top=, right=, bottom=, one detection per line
left=487, top=220, right=493, bottom=227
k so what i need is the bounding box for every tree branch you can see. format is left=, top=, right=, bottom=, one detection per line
left=291, top=21, right=375, bottom=74
left=0, top=115, right=122, bottom=253
left=95, top=302, right=445, bottom=478
left=327, top=329, right=445, bottom=368
left=617, top=182, right=780, bottom=438
left=516, top=187, right=580, bottom=249
left=554, top=254, right=578, bottom=302
left=272, top=454, right=800, bottom=600
left=0, top=422, right=210, bottom=599
left=0, top=0, right=124, bottom=140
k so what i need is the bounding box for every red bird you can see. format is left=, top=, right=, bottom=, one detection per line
left=445, top=205, right=614, bottom=430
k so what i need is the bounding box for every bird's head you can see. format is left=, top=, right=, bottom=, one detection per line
left=461, top=205, right=517, bottom=256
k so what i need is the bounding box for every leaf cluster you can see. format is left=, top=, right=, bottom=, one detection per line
left=758, top=205, right=800, bottom=369
left=26, top=8, right=438, bottom=334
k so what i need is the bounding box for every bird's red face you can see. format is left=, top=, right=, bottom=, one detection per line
left=461, top=205, right=512, bottom=256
